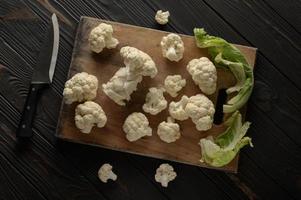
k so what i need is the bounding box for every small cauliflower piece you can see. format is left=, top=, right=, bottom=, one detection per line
left=185, top=94, right=215, bottom=131
left=75, top=101, right=107, bottom=134
left=157, top=117, right=181, bottom=143
left=63, top=72, right=98, bottom=104
left=168, top=95, right=189, bottom=121
left=155, top=10, right=170, bottom=25
left=155, top=163, right=177, bottom=187
left=160, top=33, right=184, bottom=62
left=89, top=23, right=119, bottom=53
left=164, top=75, right=186, bottom=97
left=120, top=46, right=158, bottom=78
left=103, top=47, right=158, bottom=106
left=123, top=112, right=152, bottom=142
left=187, top=57, right=217, bottom=95
left=143, top=87, right=167, bottom=115
left=98, top=163, right=117, bottom=183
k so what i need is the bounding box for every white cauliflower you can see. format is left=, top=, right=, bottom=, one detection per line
left=164, top=75, right=186, bottom=97
left=157, top=117, right=181, bottom=143
left=98, top=163, right=117, bottom=183
left=102, top=68, right=142, bottom=106
left=120, top=46, right=157, bottom=78
left=184, top=94, right=215, bottom=131
left=187, top=57, right=217, bottom=95
left=155, top=163, right=177, bottom=187
left=168, top=95, right=189, bottom=121
left=143, top=87, right=167, bottom=115
left=75, top=101, right=107, bottom=134
left=89, top=23, right=119, bottom=53
left=103, top=46, right=158, bottom=106
left=155, top=10, right=170, bottom=25
left=160, top=33, right=184, bottom=62
left=123, top=112, right=152, bottom=142
left=63, top=72, right=98, bottom=104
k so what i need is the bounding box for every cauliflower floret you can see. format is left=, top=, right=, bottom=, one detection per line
left=164, top=75, right=186, bottom=97
left=102, top=68, right=142, bottom=106
left=160, top=33, right=184, bottom=62
left=75, top=101, right=107, bottom=134
left=88, top=23, right=119, bottom=53
left=155, top=10, right=170, bottom=25
left=187, top=57, right=217, bottom=95
left=123, top=112, right=152, bottom=142
left=143, top=87, right=167, bottom=115
left=185, top=94, right=215, bottom=131
left=155, top=163, right=177, bottom=187
left=157, top=117, right=181, bottom=143
left=98, top=163, right=117, bottom=183
left=63, top=72, right=98, bottom=104
left=103, top=47, right=158, bottom=106
left=120, top=46, right=158, bottom=78
left=168, top=95, right=189, bottom=121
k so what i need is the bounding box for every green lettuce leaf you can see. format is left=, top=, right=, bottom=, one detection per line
left=199, top=111, right=253, bottom=167
left=194, top=28, right=254, bottom=113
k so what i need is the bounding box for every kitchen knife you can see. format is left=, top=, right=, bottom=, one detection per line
left=16, top=13, right=59, bottom=138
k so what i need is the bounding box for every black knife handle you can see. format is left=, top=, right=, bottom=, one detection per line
left=16, top=83, right=45, bottom=138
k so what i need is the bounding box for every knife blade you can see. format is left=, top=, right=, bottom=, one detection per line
left=17, top=13, right=59, bottom=138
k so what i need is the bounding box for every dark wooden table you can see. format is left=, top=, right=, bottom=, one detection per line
left=1, top=0, right=300, bottom=199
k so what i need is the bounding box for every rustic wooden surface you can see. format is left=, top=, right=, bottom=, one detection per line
left=0, top=0, right=300, bottom=199
left=57, top=16, right=256, bottom=172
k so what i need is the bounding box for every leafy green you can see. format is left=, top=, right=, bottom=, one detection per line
left=199, top=111, right=253, bottom=167
left=194, top=28, right=254, bottom=113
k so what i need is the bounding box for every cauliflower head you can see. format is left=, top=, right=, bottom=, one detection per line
left=63, top=72, right=98, bottom=104
left=120, top=46, right=158, bottom=78
left=160, top=33, right=184, bottom=62
left=168, top=95, right=189, bottom=121
left=102, top=68, right=142, bottom=106
left=89, top=23, right=119, bottom=53
left=155, top=10, right=170, bottom=25
left=157, top=117, right=181, bottom=143
left=123, top=112, right=152, bottom=142
left=187, top=57, right=217, bottom=95
left=143, top=87, right=167, bottom=115
left=98, top=163, right=117, bottom=183
left=103, top=47, right=158, bottom=106
left=185, top=94, right=215, bottom=131
left=155, top=163, right=177, bottom=187
left=164, top=75, right=186, bottom=97
left=75, top=101, right=107, bottom=134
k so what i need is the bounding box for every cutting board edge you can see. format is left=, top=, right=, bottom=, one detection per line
left=56, top=134, right=238, bottom=173
left=80, top=16, right=258, bottom=51
left=55, top=17, right=85, bottom=139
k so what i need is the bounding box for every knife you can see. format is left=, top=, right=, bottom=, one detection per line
left=16, top=13, right=59, bottom=138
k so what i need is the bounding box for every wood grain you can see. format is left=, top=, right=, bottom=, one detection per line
left=263, top=0, right=301, bottom=34
left=1, top=0, right=301, bottom=199
left=57, top=16, right=257, bottom=172
left=0, top=154, right=47, bottom=200
left=0, top=45, right=108, bottom=200
left=203, top=0, right=301, bottom=89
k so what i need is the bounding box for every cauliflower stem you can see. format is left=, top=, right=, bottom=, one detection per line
left=194, top=28, right=254, bottom=113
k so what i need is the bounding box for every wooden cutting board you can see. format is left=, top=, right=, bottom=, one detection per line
left=56, top=16, right=257, bottom=172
